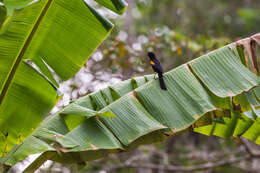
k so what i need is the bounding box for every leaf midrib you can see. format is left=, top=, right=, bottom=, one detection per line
left=0, top=0, right=53, bottom=105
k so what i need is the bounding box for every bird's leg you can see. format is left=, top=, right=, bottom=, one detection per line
left=153, top=72, right=158, bottom=79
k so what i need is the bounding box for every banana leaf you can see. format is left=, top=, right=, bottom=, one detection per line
left=0, top=0, right=127, bottom=157
left=2, top=34, right=260, bottom=171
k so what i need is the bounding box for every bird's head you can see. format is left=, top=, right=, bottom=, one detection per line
left=147, top=52, right=156, bottom=60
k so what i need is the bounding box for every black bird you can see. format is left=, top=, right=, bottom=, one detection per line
left=147, top=52, right=167, bottom=90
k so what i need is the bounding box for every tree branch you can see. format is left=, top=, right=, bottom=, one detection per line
left=241, top=138, right=260, bottom=157
left=99, top=155, right=250, bottom=172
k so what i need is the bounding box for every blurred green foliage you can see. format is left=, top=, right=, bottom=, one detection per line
left=135, top=0, right=260, bottom=38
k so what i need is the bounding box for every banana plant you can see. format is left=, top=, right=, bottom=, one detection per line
left=1, top=34, right=260, bottom=172
left=0, top=0, right=127, bottom=158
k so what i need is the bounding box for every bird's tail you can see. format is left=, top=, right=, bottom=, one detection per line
left=158, top=73, right=167, bottom=90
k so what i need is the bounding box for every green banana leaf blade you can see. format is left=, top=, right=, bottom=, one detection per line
left=2, top=34, right=260, bottom=169
left=0, top=0, right=127, bottom=157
